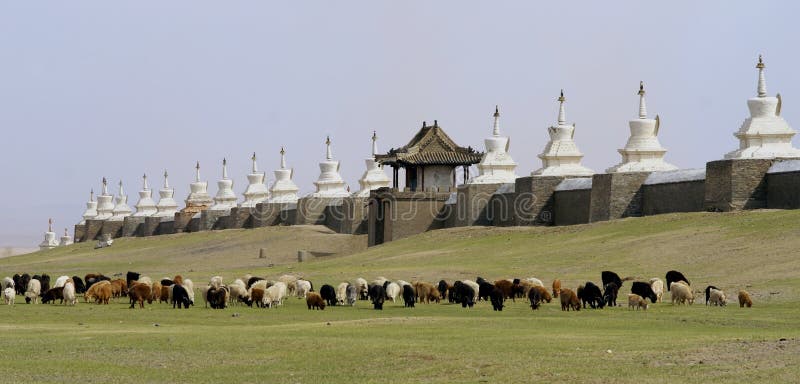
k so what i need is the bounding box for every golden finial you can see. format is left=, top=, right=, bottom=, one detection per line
left=638, top=81, right=645, bottom=95
left=251, top=152, right=257, bottom=161
left=325, top=136, right=331, bottom=145
left=280, top=146, right=285, bottom=155
left=494, top=105, right=500, bottom=117
left=558, top=89, right=566, bottom=102
left=757, top=54, right=765, bottom=69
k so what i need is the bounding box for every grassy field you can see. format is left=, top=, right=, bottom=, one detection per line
left=1, top=210, right=799, bottom=383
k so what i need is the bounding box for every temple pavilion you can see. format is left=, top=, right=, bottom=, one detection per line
left=375, top=120, right=483, bottom=192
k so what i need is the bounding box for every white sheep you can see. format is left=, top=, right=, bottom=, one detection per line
left=278, top=275, right=298, bottom=295
left=209, top=276, right=223, bottom=289
left=264, top=282, right=287, bottom=308
left=355, top=278, right=368, bottom=299
left=136, top=276, right=153, bottom=287
left=2, top=277, right=14, bottom=290
left=385, top=282, right=401, bottom=303
left=709, top=288, right=727, bottom=306
left=3, top=287, right=14, bottom=305
left=525, top=277, right=544, bottom=287
left=670, top=282, right=694, bottom=305
left=372, top=277, right=388, bottom=287
left=183, top=279, right=195, bottom=304
left=649, top=278, right=664, bottom=303
left=227, top=279, right=249, bottom=305
left=62, top=282, right=77, bottom=306
left=25, top=279, right=41, bottom=304
left=336, top=282, right=349, bottom=305
left=53, top=275, right=70, bottom=288
left=295, top=279, right=311, bottom=298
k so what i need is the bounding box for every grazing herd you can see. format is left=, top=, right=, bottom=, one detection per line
left=0, top=269, right=757, bottom=315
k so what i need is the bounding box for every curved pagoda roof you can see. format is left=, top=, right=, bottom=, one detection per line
left=376, top=120, right=483, bottom=166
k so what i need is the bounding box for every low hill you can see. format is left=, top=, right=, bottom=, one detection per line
left=4, top=210, right=799, bottom=303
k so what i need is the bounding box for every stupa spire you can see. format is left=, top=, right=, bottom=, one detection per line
left=222, top=158, right=228, bottom=179
left=39, top=218, right=59, bottom=250
left=142, top=174, right=149, bottom=190
left=638, top=81, right=647, bottom=118
left=241, top=152, right=269, bottom=208
left=757, top=54, right=767, bottom=97
left=493, top=106, right=501, bottom=136
left=251, top=152, right=258, bottom=173
left=270, top=146, right=299, bottom=203
left=90, top=189, right=94, bottom=202
left=558, top=90, right=567, bottom=125
left=371, top=131, right=379, bottom=156
left=325, top=136, right=333, bottom=160
left=102, top=177, right=108, bottom=195
left=48, top=218, right=52, bottom=232
left=163, top=170, right=170, bottom=189
left=280, top=147, right=287, bottom=169
left=195, top=161, right=201, bottom=182
left=118, top=180, right=125, bottom=197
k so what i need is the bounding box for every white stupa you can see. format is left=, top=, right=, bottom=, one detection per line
left=38, top=219, right=59, bottom=250
left=269, top=147, right=300, bottom=204
left=532, top=91, right=594, bottom=177
left=184, top=161, right=214, bottom=214
left=311, top=136, right=350, bottom=198
left=209, top=158, right=238, bottom=212
left=59, top=228, right=73, bottom=246
left=470, top=106, right=519, bottom=184
left=725, top=55, right=800, bottom=159
left=241, top=153, right=270, bottom=208
left=132, top=174, right=157, bottom=217
left=355, top=132, right=391, bottom=196
left=94, top=178, right=115, bottom=220
left=78, top=189, right=98, bottom=225
left=154, top=170, right=178, bottom=218
left=606, top=82, right=678, bottom=173
left=109, top=181, right=133, bottom=221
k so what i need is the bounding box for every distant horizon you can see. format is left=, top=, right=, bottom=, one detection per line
left=2, top=1, right=799, bottom=248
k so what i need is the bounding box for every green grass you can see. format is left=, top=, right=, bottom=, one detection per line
left=1, top=210, right=800, bottom=383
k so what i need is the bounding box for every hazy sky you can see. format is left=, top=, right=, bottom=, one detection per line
left=2, top=1, right=798, bottom=247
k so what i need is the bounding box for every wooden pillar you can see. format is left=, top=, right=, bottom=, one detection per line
left=420, top=166, right=425, bottom=191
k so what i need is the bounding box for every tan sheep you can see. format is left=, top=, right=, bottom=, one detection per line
left=670, top=281, right=694, bottom=305
left=627, top=294, right=648, bottom=310
left=738, top=290, right=753, bottom=308
left=709, top=288, right=727, bottom=306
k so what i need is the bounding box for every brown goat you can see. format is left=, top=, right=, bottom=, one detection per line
left=110, top=279, right=127, bottom=298
left=532, top=285, right=552, bottom=303
left=560, top=288, right=580, bottom=311
left=552, top=279, right=561, bottom=298
left=250, top=288, right=265, bottom=308
left=306, top=292, right=325, bottom=310
left=159, top=285, right=170, bottom=303
left=173, top=275, right=183, bottom=286
left=493, top=280, right=515, bottom=302
left=738, top=290, right=753, bottom=308
left=84, top=280, right=111, bottom=303
left=151, top=281, right=162, bottom=303
left=413, top=282, right=440, bottom=304
left=129, top=283, right=152, bottom=309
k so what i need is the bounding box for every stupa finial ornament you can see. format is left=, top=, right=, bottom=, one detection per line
left=280, top=147, right=287, bottom=169
left=325, top=136, right=333, bottom=160
left=638, top=81, right=648, bottom=118
left=195, top=161, right=201, bottom=182
left=48, top=218, right=52, bottom=232
left=102, top=177, right=108, bottom=195
left=757, top=54, right=767, bottom=97
left=90, top=189, right=94, bottom=202
left=372, top=131, right=379, bottom=156
left=558, top=90, right=567, bottom=125
left=163, top=170, right=169, bottom=189
left=251, top=152, right=258, bottom=173
left=492, top=105, right=501, bottom=136
left=222, top=158, right=228, bottom=179
left=142, top=174, right=149, bottom=190
left=118, top=180, right=124, bottom=196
